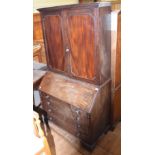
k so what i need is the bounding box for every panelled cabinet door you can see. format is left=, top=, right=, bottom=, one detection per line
left=43, top=14, right=65, bottom=72
left=65, top=10, right=97, bottom=81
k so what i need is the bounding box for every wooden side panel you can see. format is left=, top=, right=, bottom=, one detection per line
left=43, top=15, right=65, bottom=71
left=115, top=13, right=121, bottom=87
left=111, top=11, right=121, bottom=88
left=111, top=11, right=121, bottom=125
left=112, top=87, right=121, bottom=123
left=67, top=15, right=95, bottom=80
left=90, top=81, right=111, bottom=143
left=99, top=7, right=111, bottom=84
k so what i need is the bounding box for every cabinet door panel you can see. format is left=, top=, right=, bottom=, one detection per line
left=67, top=15, right=95, bottom=80
left=43, top=15, right=65, bottom=71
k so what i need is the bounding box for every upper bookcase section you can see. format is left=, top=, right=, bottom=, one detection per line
left=38, top=2, right=111, bottom=85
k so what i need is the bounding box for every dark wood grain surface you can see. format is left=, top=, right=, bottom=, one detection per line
left=67, top=14, right=95, bottom=80
left=111, top=10, right=121, bottom=125
left=39, top=3, right=111, bottom=85
left=112, top=86, right=121, bottom=124
left=44, top=15, right=65, bottom=72
left=39, top=71, right=111, bottom=147
left=39, top=71, right=98, bottom=111
left=114, top=12, right=121, bottom=88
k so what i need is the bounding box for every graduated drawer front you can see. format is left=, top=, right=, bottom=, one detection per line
left=40, top=92, right=90, bottom=137
left=48, top=114, right=77, bottom=136
left=41, top=92, right=71, bottom=121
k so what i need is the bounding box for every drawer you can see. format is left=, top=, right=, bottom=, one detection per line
left=40, top=91, right=90, bottom=135
left=41, top=93, right=67, bottom=111
left=45, top=98, right=75, bottom=120
left=70, top=106, right=90, bottom=132
left=40, top=92, right=50, bottom=100
left=48, top=114, right=77, bottom=136
left=47, top=107, right=76, bottom=126
left=48, top=114, right=90, bottom=140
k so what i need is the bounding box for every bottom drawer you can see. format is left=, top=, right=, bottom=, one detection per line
left=41, top=93, right=90, bottom=133
left=48, top=113, right=90, bottom=141
left=48, top=114, right=77, bottom=136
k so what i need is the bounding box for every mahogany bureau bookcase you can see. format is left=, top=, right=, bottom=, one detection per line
left=38, top=2, right=112, bottom=148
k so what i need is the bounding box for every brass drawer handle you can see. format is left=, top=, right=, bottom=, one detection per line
left=48, top=109, right=52, bottom=113
left=66, top=48, right=70, bottom=52
left=76, top=132, right=80, bottom=137
left=49, top=117, right=52, bottom=121
left=77, top=124, right=80, bottom=128
left=47, top=101, right=50, bottom=105
left=45, top=95, right=50, bottom=99
left=75, top=110, right=80, bottom=115
left=47, top=105, right=57, bottom=111
left=76, top=117, right=80, bottom=121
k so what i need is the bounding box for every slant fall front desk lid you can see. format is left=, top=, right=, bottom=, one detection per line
left=39, top=72, right=99, bottom=112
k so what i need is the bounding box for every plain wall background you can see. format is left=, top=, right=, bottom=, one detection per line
left=33, top=0, right=79, bottom=9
